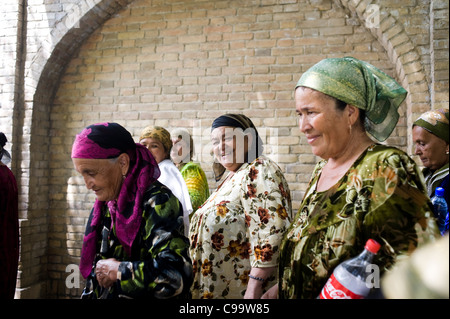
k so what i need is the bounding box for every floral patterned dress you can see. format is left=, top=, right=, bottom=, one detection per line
left=189, top=156, right=292, bottom=299
left=278, top=144, right=439, bottom=299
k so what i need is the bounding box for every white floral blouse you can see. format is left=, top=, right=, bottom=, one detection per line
left=189, top=156, right=292, bottom=299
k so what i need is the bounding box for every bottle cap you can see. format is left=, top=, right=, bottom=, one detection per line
left=435, top=187, right=444, bottom=197
left=365, top=239, right=381, bottom=254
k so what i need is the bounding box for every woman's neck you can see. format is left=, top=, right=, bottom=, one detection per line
left=317, top=133, right=373, bottom=192
left=175, top=158, right=192, bottom=169
left=175, top=162, right=186, bottom=170
left=221, top=164, right=243, bottom=184
left=327, top=133, right=373, bottom=169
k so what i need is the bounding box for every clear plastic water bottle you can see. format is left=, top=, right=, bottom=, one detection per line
left=319, top=239, right=381, bottom=299
left=431, top=187, right=449, bottom=236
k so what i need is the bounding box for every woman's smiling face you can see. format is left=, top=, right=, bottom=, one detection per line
left=295, top=87, right=352, bottom=160
left=211, top=126, right=248, bottom=172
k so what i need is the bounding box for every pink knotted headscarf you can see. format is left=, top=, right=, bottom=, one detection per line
left=72, top=123, right=160, bottom=278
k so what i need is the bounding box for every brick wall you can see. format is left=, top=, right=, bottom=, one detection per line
left=0, top=0, right=448, bottom=298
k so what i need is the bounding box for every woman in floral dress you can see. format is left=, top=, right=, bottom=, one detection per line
left=262, top=57, right=439, bottom=299
left=189, top=114, right=292, bottom=299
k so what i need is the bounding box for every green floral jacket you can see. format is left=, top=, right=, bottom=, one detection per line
left=279, top=144, right=439, bottom=299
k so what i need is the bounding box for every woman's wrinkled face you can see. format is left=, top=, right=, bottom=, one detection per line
left=413, top=126, right=449, bottom=171
left=211, top=126, right=248, bottom=172
left=295, top=87, right=351, bottom=160
left=140, top=137, right=167, bottom=164
left=73, top=157, right=125, bottom=202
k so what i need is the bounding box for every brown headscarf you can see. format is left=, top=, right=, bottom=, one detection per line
left=140, top=126, right=173, bottom=155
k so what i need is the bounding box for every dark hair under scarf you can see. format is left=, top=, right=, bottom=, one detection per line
left=72, top=122, right=160, bottom=278
left=0, top=132, right=7, bottom=148
left=0, top=132, right=11, bottom=165
left=211, top=114, right=264, bottom=181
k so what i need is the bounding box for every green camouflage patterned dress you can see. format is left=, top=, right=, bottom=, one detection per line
left=279, top=144, right=439, bottom=299
left=85, top=181, right=193, bottom=299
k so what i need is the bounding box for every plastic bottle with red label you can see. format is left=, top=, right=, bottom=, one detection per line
left=319, top=239, right=381, bottom=299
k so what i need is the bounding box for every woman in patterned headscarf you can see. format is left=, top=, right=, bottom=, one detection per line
left=262, top=57, right=439, bottom=299
left=413, top=109, right=449, bottom=205
left=413, top=109, right=449, bottom=237
left=189, top=114, right=292, bottom=299
left=72, top=123, right=192, bottom=299
left=139, top=126, right=193, bottom=235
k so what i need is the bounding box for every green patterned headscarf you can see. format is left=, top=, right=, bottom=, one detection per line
left=296, top=57, right=407, bottom=142
left=413, top=108, right=449, bottom=143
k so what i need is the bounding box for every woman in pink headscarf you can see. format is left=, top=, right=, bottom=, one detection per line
left=71, top=122, right=192, bottom=299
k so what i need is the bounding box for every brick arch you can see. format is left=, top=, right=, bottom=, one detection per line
left=18, top=0, right=136, bottom=298
left=32, top=0, right=429, bottom=154
left=33, top=0, right=136, bottom=108
left=336, top=0, right=430, bottom=153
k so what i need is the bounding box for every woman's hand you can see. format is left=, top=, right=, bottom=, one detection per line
left=95, top=258, right=120, bottom=288
left=261, top=284, right=278, bottom=299
left=244, top=267, right=276, bottom=299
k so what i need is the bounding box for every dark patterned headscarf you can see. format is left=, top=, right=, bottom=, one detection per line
left=72, top=122, right=160, bottom=278
left=211, top=114, right=264, bottom=181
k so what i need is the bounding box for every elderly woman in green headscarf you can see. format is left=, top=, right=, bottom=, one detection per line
left=412, top=109, right=449, bottom=205
left=262, top=57, right=439, bottom=299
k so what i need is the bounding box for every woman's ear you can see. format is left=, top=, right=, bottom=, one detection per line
left=118, top=153, right=130, bottom=176
left=346, top=104, right=360, bottom=126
